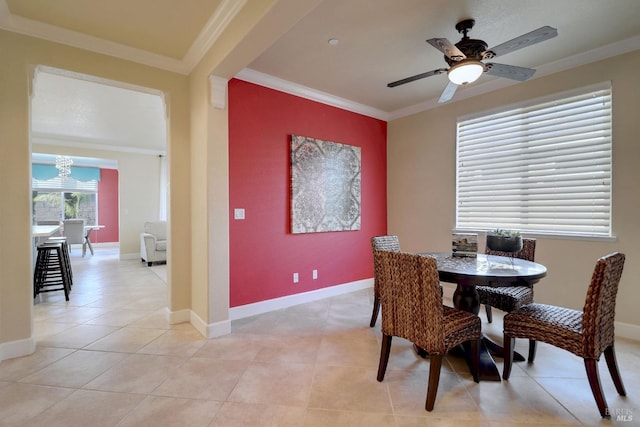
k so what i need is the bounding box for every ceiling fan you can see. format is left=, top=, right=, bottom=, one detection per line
left=387, top=19, right=558, bottom=103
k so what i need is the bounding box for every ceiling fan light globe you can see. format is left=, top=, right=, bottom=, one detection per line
left=448, top=61, right=484, bottom=85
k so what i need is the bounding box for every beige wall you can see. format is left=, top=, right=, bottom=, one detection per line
left=388, top=50, right=640, bottom=332
left=32, top=144, right=162, bottom=256
left=0, top=29, right=191, bottom=359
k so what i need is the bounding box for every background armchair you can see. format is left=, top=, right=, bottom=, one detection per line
left=140, top=221, right=167, bottom=266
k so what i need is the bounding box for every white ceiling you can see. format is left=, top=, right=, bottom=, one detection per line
left=3, top=0, right=640, bottom=148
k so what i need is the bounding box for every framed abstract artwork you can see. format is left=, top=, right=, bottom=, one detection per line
left=290, top=134, right=361, bottom=234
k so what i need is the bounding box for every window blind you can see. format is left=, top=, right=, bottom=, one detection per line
left=456, top=82, right=612, bottom=237
left=32, top=176, right=98, bottom=192
left=32, top=164, right=101, bottom=182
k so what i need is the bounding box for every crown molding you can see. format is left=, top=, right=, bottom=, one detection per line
left=235, top=68, right=390, bottom=121
left=183, top=0, right=247, bottom=71
left=0, top=0, right=244, bottom=75
left=534, top=34, right=640, bottom=79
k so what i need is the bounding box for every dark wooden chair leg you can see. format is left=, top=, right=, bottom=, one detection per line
left=377, top=335, right=392, bottom=381
left=425, top=355, right=442, bottom=411
left=604, top=345, right=626, bottom=395
left=484, top=304, right=493, bottom=323
left=502, top=334, right=515, bottom=379
left=584, top=358, right=610, bottom=418
left=369, top=297, right=381, bottom=327
left=528, top=339, right=537, bottom=363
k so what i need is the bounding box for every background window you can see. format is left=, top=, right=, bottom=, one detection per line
left=32, top=191, right=97, bottom=225
left=32, top=165, right=99, bottom=225
left=456, top=82, right=612, bottom=237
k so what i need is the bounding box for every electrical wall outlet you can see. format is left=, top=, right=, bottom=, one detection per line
left=312, top=269, right=318, bottom=280
left=234, top=208, right=245, bottom=220
left=293, top=272, right=299, bottom=283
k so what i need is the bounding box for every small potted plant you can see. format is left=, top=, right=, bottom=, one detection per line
left=486, top=229, right=522, bottom=253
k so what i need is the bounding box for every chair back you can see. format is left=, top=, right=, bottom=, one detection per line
left=63, top=219, right=86, bottom=245
left=371, top=236, right=401, bottom=297
left=485, top=237, right=536, bottom=261
left=582, top=252, right=625, bottom=358
left=376, top=251, right=445, bottom=354
left=371, top=235, right=401, bottom=252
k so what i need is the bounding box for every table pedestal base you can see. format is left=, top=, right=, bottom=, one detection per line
left=483, top=337, right=525, bottom=362
left=447, top=341, right=501, bottom=381
left=413, top=337, right=525, bottom=382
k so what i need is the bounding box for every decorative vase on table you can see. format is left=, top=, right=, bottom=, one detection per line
left=485, top=229, right=523, bottom=253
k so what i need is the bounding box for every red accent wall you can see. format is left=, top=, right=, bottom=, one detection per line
left=229, top=79, right=387, bottom=307
left=96, top=168, right=119, bottom=243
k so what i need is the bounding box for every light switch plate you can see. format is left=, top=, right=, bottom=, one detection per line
left=234, top=208, right=245, bottom=220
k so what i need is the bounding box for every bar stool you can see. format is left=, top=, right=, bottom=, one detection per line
left=34, top=242, right=71, bottom=301
left=47, top=236, right=73, bottom=288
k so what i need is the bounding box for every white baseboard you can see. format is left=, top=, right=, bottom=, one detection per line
left=187, top=309, right=231, bottom=339
left=92, top=242, right=119, bottom=248
left=120, top=252, right=140, bottom=260
left=169, top=307, right=230, bottom=339
left=229, top=278, right=373, bottom=320
left=168, top=308, right=190, bottom=324
left=167, top=279, right=372, bottom=339
left=615, top=321, right=640, bottom=341
left=0, top=336, right=36, bottom=362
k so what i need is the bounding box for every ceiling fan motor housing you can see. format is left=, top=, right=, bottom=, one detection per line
left=444, top=18, right=495, bottom=65
left=446, top=38, right=488, bottom=66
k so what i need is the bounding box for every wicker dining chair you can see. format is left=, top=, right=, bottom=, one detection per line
left=502, top=252, right=626, bottom=418
left=375, top=250, right=481, bottom=411
left=477, top=238, right=536, bottom=323
left=369, top=235, right=401, bottom=327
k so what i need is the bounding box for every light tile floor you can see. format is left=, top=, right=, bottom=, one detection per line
left=1, top=247, right=638, bottom=426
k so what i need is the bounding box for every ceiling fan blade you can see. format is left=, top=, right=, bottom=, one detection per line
left=427, top=38, right=466, bottom=61
left=387, top=68, right=446, bottom=88
left=486, top=26, right=558, bottom=58
left=438, top=81, right=458, bottom=103
left=485, top=63, right=536, bottom=81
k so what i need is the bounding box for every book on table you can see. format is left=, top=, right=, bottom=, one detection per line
left=452, top=233, right=477, bottom=257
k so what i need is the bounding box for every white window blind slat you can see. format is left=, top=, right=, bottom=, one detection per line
left=32, top=177, right=98, bottom=192
left=456, top=83, right=612, bottom=236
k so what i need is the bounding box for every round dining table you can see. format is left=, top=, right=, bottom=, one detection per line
left=420, top=252, right=547, bottom=381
